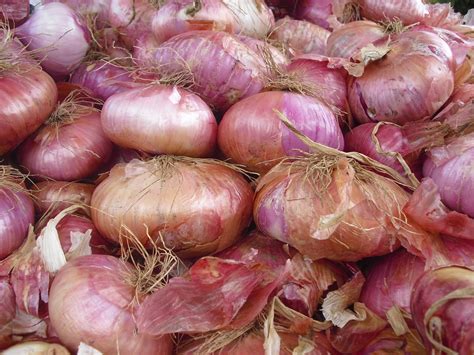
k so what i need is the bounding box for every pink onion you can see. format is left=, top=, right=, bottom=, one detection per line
left=222, top=0, right=274, bottom=39
left=357, top=0, right=429, bottom=25
left=91, top=157, right=254, bottom=258
left=218, top=91, right=344, bottom=174
left=326, top=21, right=386, bottom=59
left=101, top=84, right=218, bottom=157
left=270, top=17, right=330, bottom=55
left=293, top=0, right=332, bottom=29
left=348, top=30, right=455, bottom=125
left=410, top=266, right=474, bottom=354
left=48, top=255, right=173, bottom=354
left=17, top=106, right=113, bottom=181
left=143, top=30, right=267, bottom=111
left=43, top=0, right=111, bottom=28
left=236, top=35, right=289, bottom=66
left=0, top=0, right=30, bottom=26
left=0, top=279, right=15, bottom=331
left=16, top=3, right=91, bottom=79
left=151, top=0, right=238, bottom=44
left=360, top=249, right=425, bottom=319
left=0, top=167, right=35, bottom=260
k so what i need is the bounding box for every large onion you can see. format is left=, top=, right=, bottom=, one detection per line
left=348, top=30, right=455, bottom=125
left=91, top=157, right=254, bottom=258
left=218, top=91, right=344, bottom=174
left=410, top=266, right=474, bottom=354
left=101, top=84, right=218, bottom=157
left=16, top=3, right=91, bottom=79
left=48, top=254, right=173, bottom=354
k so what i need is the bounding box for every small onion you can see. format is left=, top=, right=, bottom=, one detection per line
left=410, top=266, right=474, bottom=354
left=357, top=0, right=429, bottom=25
left=16, top=3, right=91, bottom=79
left=270, top=17, right=330, bottom=55
left=348, top=30, right=455, bottom=125
left=326, top=21, right=386, bottom=59
left=91, top=157, right=254, bottom=258
left=101, top=84, right=218, bottom=157
left=222, top=0, right=274, bottom=39
left=218, top=91, right=344, bottom=174
left=49, top=254, right=173, bottom=354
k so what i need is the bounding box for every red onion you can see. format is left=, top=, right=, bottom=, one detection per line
left=423, top=132, right=474, bottom=218
left=236, top=35, right=289, bottom=67
left=91, top=157, right=254, bottom=258
left=143, top=30, right=267, bottom=111
left=357, top=0, right=429, bottom=25
left=17, top=104, right=113, bottom=181
left=326, top=21, right=386, bottom=59
left=358, top=327, right=426, bottom=355
left=151, top=0, right=238, bottom=44
left=270, top=17, right=330, bottom=55
left=348, top=30, right=455, bottom=125
left=293, top=0, right=332, bottom=29
left=0, top=0, right=30, bottom=26
left=55, top=83, right=93, bottom=104
left=101, top=84, right=218, bottom=157
left=0, top=167, right=35, bottom=260
left=32, top=181, right=95, bottom=217
left=360, top=250, right=425, bottom=319
left=222, top=0, right=274, bottom=39
left=16, top=3, right=91, bottom=79
left=43, top=0, right=111, bottom=28
left=218, top=91, right=344, bottom=174
left=410, top=266, right=474, bottom=354
left=48, top=255, right=173, bottom=354
left=70, top=61, right=139, bottom=101
left=254, top=157, right=410, bottom=261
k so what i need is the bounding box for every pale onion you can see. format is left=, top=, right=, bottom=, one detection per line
left=222, top=0, right=274, bottom=39
left=48, top=255, right=173, bottom=354
left=348, top=30, right=455, bottom=125
left=2, top=341, right=70, bottom=355
left=326, top=21, right=386, bottom=59
left=357, top=0, right=429, bottom=25
left=43, top=0, right=111, bottom=28
left=16, top=104, right=113, bottom=181
left=0, top=166, right=35, bottom=260
left=270, top=17, right=330, bottom=55
left=91, top=157, right=254, bottom=258
left=254, top=157, right=411, bottom=261
left=218, top=91, right=344, bottom=174
left=141, top=30, right=267, bottom=111
left=101, top=84, right=218, bottom=157
left=410, top=266, right=474, bottom=354
left=151, top=0, right=238, bottom=44
left=16, top=3, right=91, bottom=79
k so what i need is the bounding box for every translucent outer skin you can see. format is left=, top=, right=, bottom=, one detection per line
left=0, top=187, right=35, bottom=260
left=358, top=0, right=429, bottom=25
left=0, top=68, right=57, bottom=155
left=17, top=112, right=113, bottom=181
left=101, top=85, right=218, bottom=157
left=218, top=91, right=344, bottom=174
left=348, top=30, right=455, bottom=125
left=410, top=267, right=474, bottom=354
left=48, top=255, right=173, bottom=354
left=91, top=159, right=254, bottom=258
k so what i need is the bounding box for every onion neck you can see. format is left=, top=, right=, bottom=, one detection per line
left=46, top=91, right=98, bottom=127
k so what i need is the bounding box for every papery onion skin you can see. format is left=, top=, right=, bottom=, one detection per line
left=222, top=0, right=274, bottom=39
left=237, top=35, right=289, bottom=67
left=326, top=21, right=386, bottom=59
left=293, top=0, right=332, bottom=30
left=102, top=85, right=218, bottom=157
left=0, top=279, right=15, bottom=329
left=348, top=30, right=455, bottom=125
left=49, top=255, right=173, bottom=354
left=358, top=0, right=429, bottom=25
left=270, top=17, right=330, bottom=55
left=218, top=91, right=344, bottom=174
left=143, top=30, right=267, bottom=111
left=31, top=181, right=95, bottom=217
left=15, top=3, right=91, bottom=79
left=91, top=158, right=254, bottom=258
left=410, top=266, right=474, bottom=354
left=360, top=250, right=425, bottom=318
left=17, top=112, right=113, bottom=181
left=254, top=158, right=405, bottom=261
left=0, top=68, right=57, bottom=155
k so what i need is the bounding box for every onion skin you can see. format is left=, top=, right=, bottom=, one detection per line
left=348, top=30, right=455, bottom=125
left=144, top=30, right=267, bottom=111
left=91, top=158, right=254, bottom=258
left=0, top=279, right=15, bottom=331
left=43, top=0, right=111, bottom=28
left=102, top=85, right=218, bottom=157
left=410, top=266, right=474, bottom=354
left=237, top=35, right=289, bottom=66
left=2, top=341, right=70, bottom=355
left=218, top=91, right=344, bottom=174
left=293, top=0, right=332, bottom=29
left=17, top=112, right=113, bottom=181
left=15, top=3, right=91, bottom=79
left=270, top=17, right=330, bottom=55
left=48, top=255, right=173, bottom=354
left=358, top=0, right=429, bottom=25
left=326, top=21, right=386, bottom=59
left=0, top=68, right=57, bottom=155
left=0, top=0, right=30, bottom=26
left=222, top=0, right=274, bottom=39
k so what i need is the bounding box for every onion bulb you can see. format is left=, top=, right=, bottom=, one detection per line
left=2, top=341, right=70, bottom=355
left=357, top=0, right=429, bottom=25
left=43, top=0, right=111, bottom=29
left=91, top=156, right=253, bottom=258
left=101, top=84, right=217, bottom=157
left=222, top=0, right=274, bottom=39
